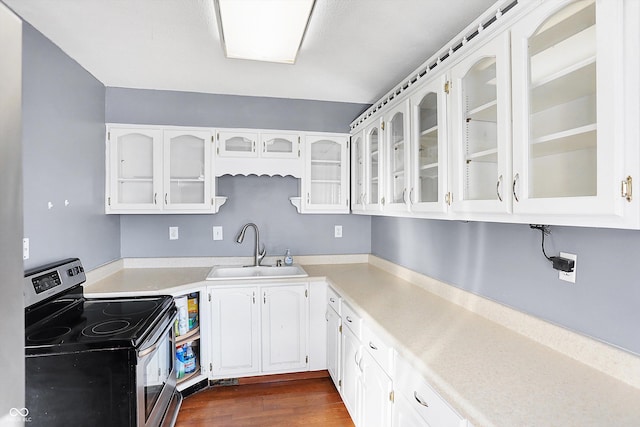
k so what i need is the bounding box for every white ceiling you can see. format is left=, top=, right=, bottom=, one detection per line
left=6, top=0, right=497, bottom=104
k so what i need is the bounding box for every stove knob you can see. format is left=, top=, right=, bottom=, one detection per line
left=67, top=268, right=75, bottom=277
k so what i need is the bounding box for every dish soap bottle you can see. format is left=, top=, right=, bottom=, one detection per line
left=284, top=249, right=293, bottom=266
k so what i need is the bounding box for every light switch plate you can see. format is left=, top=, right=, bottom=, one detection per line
left=213, top=226, right=223, bottom=241
left=169, top=227, right=179, bottom=240
left=334, top=225, right=342, bottom=238
left=559, top=252, right=577, bottom=283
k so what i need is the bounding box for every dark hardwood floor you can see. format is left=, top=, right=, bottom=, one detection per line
left=176, top=374, right=354, bottom=426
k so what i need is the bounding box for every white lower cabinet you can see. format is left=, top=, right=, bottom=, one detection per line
left=361, top=350, right=393, bottom=427
left=341, top=323, right=363, bottom=425
left=326, top=303, right=341, bottom=389
left=208, top=282, right=311, bottom=379
left=392, top=393, right=431, bottom=427
left=261, top=285, right=308, bottom=373
left=209, top=286, right=261, bottom=377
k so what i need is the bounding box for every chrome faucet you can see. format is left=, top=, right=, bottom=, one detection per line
left=235, top=223, right=266, bottom=266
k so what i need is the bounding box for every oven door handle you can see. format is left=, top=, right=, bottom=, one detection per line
left=138, top=308, right=177, bottom=358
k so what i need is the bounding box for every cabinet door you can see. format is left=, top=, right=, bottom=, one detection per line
left=260, top=132, right=301, bottom=159
left=163, top=130, right=212, bottom=211
left=511, top=0, right=625, bottom=220
left=361, top=351, right=393, bottom=427
left=392, top=393, right=429, bottom=427
left=303, top=135, right=349, bottom=213
left=209, top=287, right=260, bottom=377
left=409, top=74, right=449, bottom=215
left=261, top=284, right=308, bottom=373
left=351, top=130, right=366, bottom=212
left=364, top=119, right=384, bottom=212
left=326, top=306, right=341, bottom=390
left=384, top=101, right=411, bottom=213
left=450, top=32, right=512, bottom=215
left=341, top=324, right=362, bottom=425
left=216, top=130, right=258, bottom=157
left=107, top=127, right=163, bottom=212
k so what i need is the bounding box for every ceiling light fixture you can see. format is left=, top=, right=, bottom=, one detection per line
left=214, top=0, right=316, bottom=65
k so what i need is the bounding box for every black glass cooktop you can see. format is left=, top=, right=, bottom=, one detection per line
left=25, top=293, right=174, bottom=355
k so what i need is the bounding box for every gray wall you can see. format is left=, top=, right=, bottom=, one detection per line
left=0, top=2, right=25, bottom=418
left=121, top=175, right=370, bottom=258
left=22, top=23, right=120, bottom=271
left=371, top=216, right=640, bottom=356
left=107, top=87, right=372, bottom=258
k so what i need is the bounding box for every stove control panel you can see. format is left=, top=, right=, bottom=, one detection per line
left=24, top=258, right=86, bottom=308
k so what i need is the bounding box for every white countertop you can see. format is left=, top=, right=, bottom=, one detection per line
left=84, top=261, right=640, bottom=426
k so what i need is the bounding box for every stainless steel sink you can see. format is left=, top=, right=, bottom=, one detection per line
left=206, top=265, right=308, bottom=281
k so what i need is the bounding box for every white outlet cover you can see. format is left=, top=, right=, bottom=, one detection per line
left=23, top=238, right=29, bottom=260
left=559, top=252, right=577, bottom=283
left=169, top=226, right=179, bottom=240
left=334, top=225, right=343, bottom=238
left=213, top=226, right=223, bottom=241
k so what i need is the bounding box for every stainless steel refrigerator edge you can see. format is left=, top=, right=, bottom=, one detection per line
left=0, top=1, right=25, bottom=424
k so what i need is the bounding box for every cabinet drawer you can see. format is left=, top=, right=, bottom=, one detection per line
left=362, top=323, right=393, bottom=375
left=395, top=354, right=463, bottom=427
left=341, top=302, right=362, bottom=339
left=327, top=287, right=341, bottom=314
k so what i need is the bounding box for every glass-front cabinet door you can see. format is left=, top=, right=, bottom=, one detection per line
left=303, top=135, right=349, bottom=213
left=364, top=119, right=383, bottom=211
left=384, top=101, right=411, bottom=213
left=450, top=32, right=511, bottom=215
left=108, top=128, right=163, bottom=212
left=260, top=132, right=300, bottom=159
left=351, top=130, right=365, bottom=212
left=163, top=130, right=212, bottom=211
left=217, top=130, right=258, bottom=157
left=511, top=0, right=623, bottom=220
left=409, top=73, right=448, bottom=214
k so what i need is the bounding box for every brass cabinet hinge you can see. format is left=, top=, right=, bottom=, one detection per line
left=389, top=390, right=395, bottom=403
left=338, top=379, right=342, bottom=387
left=216, top=146, right=220, bottom=155
left=305, top=355, right=309, bottom=364
left=444, top=81, right=451, bottom=94
left=211, top=135, right=214, bottom=142
left=339, top=325, right=342, bottom=333
left=445, top=192, right=452, bottom=206
left=216, top=132, right=220, bottom=141
left=381, top=121, right=385, bottom=131
left=621, top=176, right=632, bottom=202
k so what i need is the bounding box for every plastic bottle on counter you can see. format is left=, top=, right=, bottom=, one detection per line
left=284, top=249, right=293, bottom=266
left=183, top=342, right=196, bottom=375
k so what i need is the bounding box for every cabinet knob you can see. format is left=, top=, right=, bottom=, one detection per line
left=345, top=316, right=353, bottom=323
left=368, top=342, right=378, bottom=350
left=512, top=173, right=520, bottom=203
left=496, top=175, right=503, bottom=202
left=414, top=391, right=429, bottom=407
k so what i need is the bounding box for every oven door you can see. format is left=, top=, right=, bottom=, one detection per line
left=136, top=309, right=178, bottom=427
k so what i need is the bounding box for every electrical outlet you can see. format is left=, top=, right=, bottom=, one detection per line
left=559, top=252, right=577, bottom=283
left=334, top=225, right=342, bottom=238
left=169, top=227, right=179, bottom=240
left=213, top=226, right=223, bottom=241
left=23, top=238, right=29, bottom=260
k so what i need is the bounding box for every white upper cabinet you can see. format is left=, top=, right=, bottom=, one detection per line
left=510, top=0, right=632, bottom=225
left=217, top=130, right=258, bottom=158
left=364, top=118, right=384, bottom=212
left=214, top=129, right=303, bottom=177
left=351, top=130, right=366, bottom=212
left=301, top=135, right=349, bottom=213
left=450, top=32, right=512, bottom=216
left=163, top=130, right=212, bottom=211
left=384, top=101, right=412, bottom=213
left=261, top=132, right=300, bottom=159
left=107, top=127, right=163, bottom=212
left=106, top=125, right=219, bottom=214
left=408, top=73, right=449, bottom=215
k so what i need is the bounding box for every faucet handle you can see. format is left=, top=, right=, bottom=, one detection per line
left=258, top=244, right=266, bottom=264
